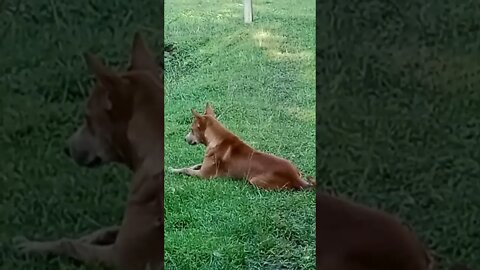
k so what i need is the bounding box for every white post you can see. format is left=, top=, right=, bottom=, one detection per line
left=244, top=0, right=253, bottom=23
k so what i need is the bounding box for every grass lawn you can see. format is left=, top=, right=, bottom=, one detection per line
left=318, top=0, right=480, bottom=268
left=0, top=1, right=161, bottom=269
left=164, top=0, right=315, bottom=269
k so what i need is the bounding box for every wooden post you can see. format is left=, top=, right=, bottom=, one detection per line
left=244, top=0, right=253, bottom=23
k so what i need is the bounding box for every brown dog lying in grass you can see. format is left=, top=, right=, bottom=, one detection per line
left=14, top=32, right=164, bottom=270
left=170, top=103, right=315, bottom=190
left=318, top=192, right=471, bottom=270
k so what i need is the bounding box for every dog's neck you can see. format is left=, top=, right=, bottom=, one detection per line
left=203, top=118, right=235, bottom=148
left=127, top=121, right=163, bottom=172
left=118, top=74, right=164, bottom=172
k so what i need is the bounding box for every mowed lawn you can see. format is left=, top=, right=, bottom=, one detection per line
left=318, top=0, right=480, bottom=268
left=164, top=0, right=315, bottom=269
left=0, top=1, right=161, bottom=270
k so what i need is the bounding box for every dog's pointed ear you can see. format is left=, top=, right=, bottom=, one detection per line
left=191, top=109, right=205, bottom=126
left=204, top=103, right=215, bottom=117
left=84, top=52, right=123, bottom=90
left=84, top=53, right=127, bottom=110
left=129, top=32, right=158, bottom=73
left=191, top=108, right=202, bottom=119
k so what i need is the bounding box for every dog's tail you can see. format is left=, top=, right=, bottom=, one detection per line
left=301, top=176, right=316, bottom=189
left=306, top=176, right=316, bottom=186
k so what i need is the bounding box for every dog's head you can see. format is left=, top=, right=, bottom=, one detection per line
left=185, top=103, right=216, bottom=146
left=65, top=32, right=159, bottom=168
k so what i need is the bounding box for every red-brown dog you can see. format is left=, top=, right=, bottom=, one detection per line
left=170, top=103, right=315, bottom=190
left=318, top=192, right=471, bottom=270
left=14, top=33, right=164, bottom=270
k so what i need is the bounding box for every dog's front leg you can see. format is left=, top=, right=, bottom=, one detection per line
left=190, top=163, right=202, bottom=170
left=170, top=160, right=221, bottom=179
left=14, top=236, right=115, bottom=266
left=169, top=164, right=203, bottom=177
left=171, top=153, right=219, bottom=178
left=78, top=225, right=120, bottom=245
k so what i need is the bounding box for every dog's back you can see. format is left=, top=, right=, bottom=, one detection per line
left=209, top=131, right=311, bottom=188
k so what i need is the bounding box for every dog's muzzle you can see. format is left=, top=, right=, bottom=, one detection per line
left=185, top=132, right=198, bottom=145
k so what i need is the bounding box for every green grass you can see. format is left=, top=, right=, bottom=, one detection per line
left=0, top=1, right=161, bottom=269
left=318, top=0, right=480, bottom=268
left=164, top=0, right=315, bottom=269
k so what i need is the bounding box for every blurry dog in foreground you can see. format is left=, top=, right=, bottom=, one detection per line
left=14, top=32, right=164, bottom=270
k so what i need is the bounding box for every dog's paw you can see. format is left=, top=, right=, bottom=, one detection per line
left=168, top=167, right=181, bottom=173
left=13, top=237, right=39, bottom=253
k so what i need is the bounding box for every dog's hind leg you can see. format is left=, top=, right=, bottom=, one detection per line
left=248, top=175, right=287, bottom=189
left=249, top=173, right=311, bottom=190
left=15, top=237, right=116, bottom=266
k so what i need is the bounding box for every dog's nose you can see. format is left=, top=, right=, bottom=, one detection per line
left=63, top=147, right=70, bottom=157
